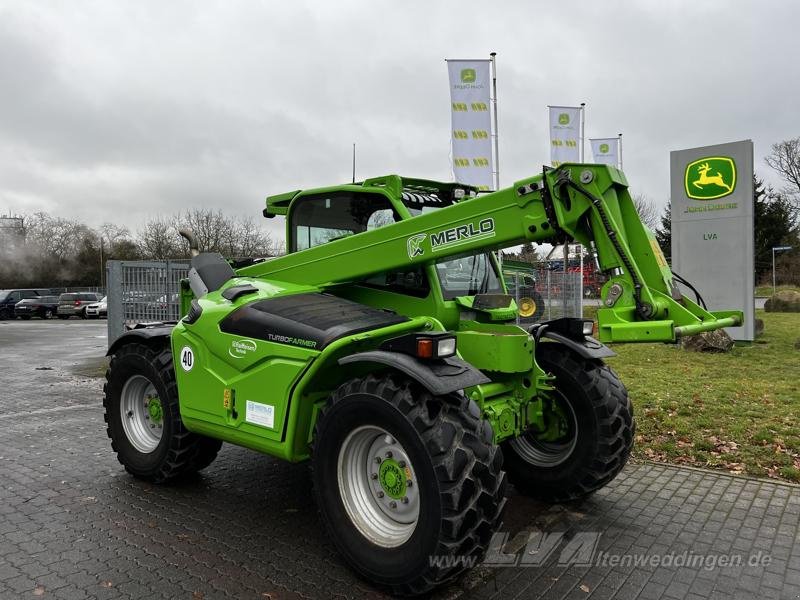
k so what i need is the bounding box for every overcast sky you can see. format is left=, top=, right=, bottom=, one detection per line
left=1, top=1, right=797, bottom=244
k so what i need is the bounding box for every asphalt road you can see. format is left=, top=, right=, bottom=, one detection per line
left=0, top=319, right=797, bottom=600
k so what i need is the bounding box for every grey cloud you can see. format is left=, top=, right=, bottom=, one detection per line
left=0, top=0, right=798, bottom=246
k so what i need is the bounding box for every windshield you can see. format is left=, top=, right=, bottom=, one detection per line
left=435, top=253, right=503, bottom=300
left=401, top=199, right=503, bottom=300
left=0, top=291, right=8, bottom=302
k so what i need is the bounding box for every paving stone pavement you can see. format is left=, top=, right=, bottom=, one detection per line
left=1, top=319, right=798, bottom=600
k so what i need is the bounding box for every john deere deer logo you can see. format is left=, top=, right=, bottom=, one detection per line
left=460, top=68, right=476, bottom=84
left=684, top=156, right=736, bottom=200
left=558, top=113, right=570, bottom=125
left=599, top=143, right=610, bottom=154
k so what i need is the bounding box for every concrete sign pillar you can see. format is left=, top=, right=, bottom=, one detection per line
left=670, top=140, right=754, bottom=341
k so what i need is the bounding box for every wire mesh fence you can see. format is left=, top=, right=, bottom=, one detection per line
left=106, top=260, right=190, bottom=346
left=507, top=269, right=583, bottom=326
left=107, top=259, right=584, bottom=346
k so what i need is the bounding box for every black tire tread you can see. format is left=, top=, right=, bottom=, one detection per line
left=506, top=344, right=634, bottom=502
left=103, top=343, right=221, bottom=483
left=313, top=374, right=506, bottom=596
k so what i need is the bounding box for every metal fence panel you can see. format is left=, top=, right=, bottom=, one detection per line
left=509, top=269, right=583, bottom=326
left=108, top=260, right=583, bottom=347
left=107, top=260, right=190, bottom=347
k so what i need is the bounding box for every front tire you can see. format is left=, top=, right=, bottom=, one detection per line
left=503, top=343, right=633, bottom=502
left=312, top=375, right=505, bottom=596
left=103, top=343, right=222, bottom=483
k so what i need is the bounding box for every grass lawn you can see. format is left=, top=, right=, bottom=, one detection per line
left=597, top=311, right=800, bottom=483
left=755, top=284, right=800, bottom=297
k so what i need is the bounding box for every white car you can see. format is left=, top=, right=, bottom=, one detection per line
left=85, top=296, right=107, bottom=318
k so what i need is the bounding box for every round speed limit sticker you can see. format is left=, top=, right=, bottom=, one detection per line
left=179, top=346, right=194, bottom=372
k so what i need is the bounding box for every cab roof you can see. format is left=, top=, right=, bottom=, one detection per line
left=263, top=175, right=479, bottom=218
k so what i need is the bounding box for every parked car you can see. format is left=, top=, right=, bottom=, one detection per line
left=85, top=296, right=108, bottom=319
left=14, top=295, right=60, bottom=319
left=57, top=292, right=103, bottom=319
left=0, top=288, right=51, bottom=319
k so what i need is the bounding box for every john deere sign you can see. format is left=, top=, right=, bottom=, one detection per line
left=558, top=113, right=570, bottom=125
left=670, top=140, right=754, bottom=341
left=599, top=143, right=610, bottom=154
left=684, top=156, right=736, bottom=200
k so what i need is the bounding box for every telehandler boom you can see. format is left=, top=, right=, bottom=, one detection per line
left=103, top=164, right=741, bottom=595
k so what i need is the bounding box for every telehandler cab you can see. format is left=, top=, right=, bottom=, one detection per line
left=104, top=164, right=742, bottom=595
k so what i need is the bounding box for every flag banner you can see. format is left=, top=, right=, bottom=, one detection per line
left=447, top=60, right=493, bottom=191
left=590, top=137, right=619, bottom=166
left=549, top=106, right=582, bottom=167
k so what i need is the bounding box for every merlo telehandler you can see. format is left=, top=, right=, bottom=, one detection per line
left=104, top=164, right=742, bottom=595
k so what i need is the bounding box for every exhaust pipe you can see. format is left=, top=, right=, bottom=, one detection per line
left=179, top=228, right=200, bottom=257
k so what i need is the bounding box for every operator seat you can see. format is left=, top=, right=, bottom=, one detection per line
left=188, top=252, right=235, bottom=297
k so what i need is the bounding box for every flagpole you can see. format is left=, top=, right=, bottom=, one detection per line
left=580, top=102, right=586, bottom=162
left=617, top=133, right=623, bottom=170
left=490, top=52, right=500, bottom=192
left=489, top=52, right=502, bottom=269
left=352, top=143, right=356, bottom=183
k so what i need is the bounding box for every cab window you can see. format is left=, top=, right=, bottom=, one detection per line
left=290, top=192, right=397, bottom=252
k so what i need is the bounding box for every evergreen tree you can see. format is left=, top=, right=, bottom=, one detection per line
left=753, top=175, right=799, bottom=281
left=655, top=202, right=671, bottom=260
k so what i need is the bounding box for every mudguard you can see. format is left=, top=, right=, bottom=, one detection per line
left=537, top=331, right=615, bottom=359
left=107, top=323, right=175, bottom=356
left=338, top=350, right=490, bottom=396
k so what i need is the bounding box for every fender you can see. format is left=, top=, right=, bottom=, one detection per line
left=338, top=350, right=490, bottom=396
left=107, top=323, right=175, bottom=356
left=537, top=331, right=615, bottom=360
left=529, top=318, right=615, bottom=360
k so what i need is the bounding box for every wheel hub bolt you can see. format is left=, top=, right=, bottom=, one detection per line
left=401, top=497, right=409, bottom=504
left=389, top=501, right=397, bottom=509
left=150, top=424, right=155, bottom=429
left=371, top=473, right=378, bottom=480
left=377, top=491, right=384, bottom=498
left=385, top=451, right=393, bottom=459
left=127, top=411, right=133, bottom=417
left=374, top=457, right=382, bottom=464
left=398, top=460, right=406, bottom=468
left=407, top=480, right=413, bottom=487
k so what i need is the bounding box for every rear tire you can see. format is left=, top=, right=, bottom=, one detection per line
left=312, top=374, right=505, bottom=596
left=43, top=309, right=53, bottom=319
left=503, top=343, right=633, bottom=502
left=103, top=343, right=222, bottom=483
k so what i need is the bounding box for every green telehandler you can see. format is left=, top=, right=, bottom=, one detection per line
left=104, top=164, right=741, bottom=595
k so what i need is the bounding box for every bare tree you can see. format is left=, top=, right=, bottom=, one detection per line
left=100, top=222, right=131, bottom=246
left=765, top=138, right=800, bottom=211
left=25, top=212, right=90, bottom=261
left=137, top=217, right=183, bottom=259
left=226, top=215, right=275, bottom=257
left=632, top=194, right=659, bottom=230
left=175, top=209, right=228, bottom=254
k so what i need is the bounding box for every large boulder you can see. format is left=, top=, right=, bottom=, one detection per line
left=680, top=328, right=735, bottom=353
left=764, top=290, right=800, bottom=312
